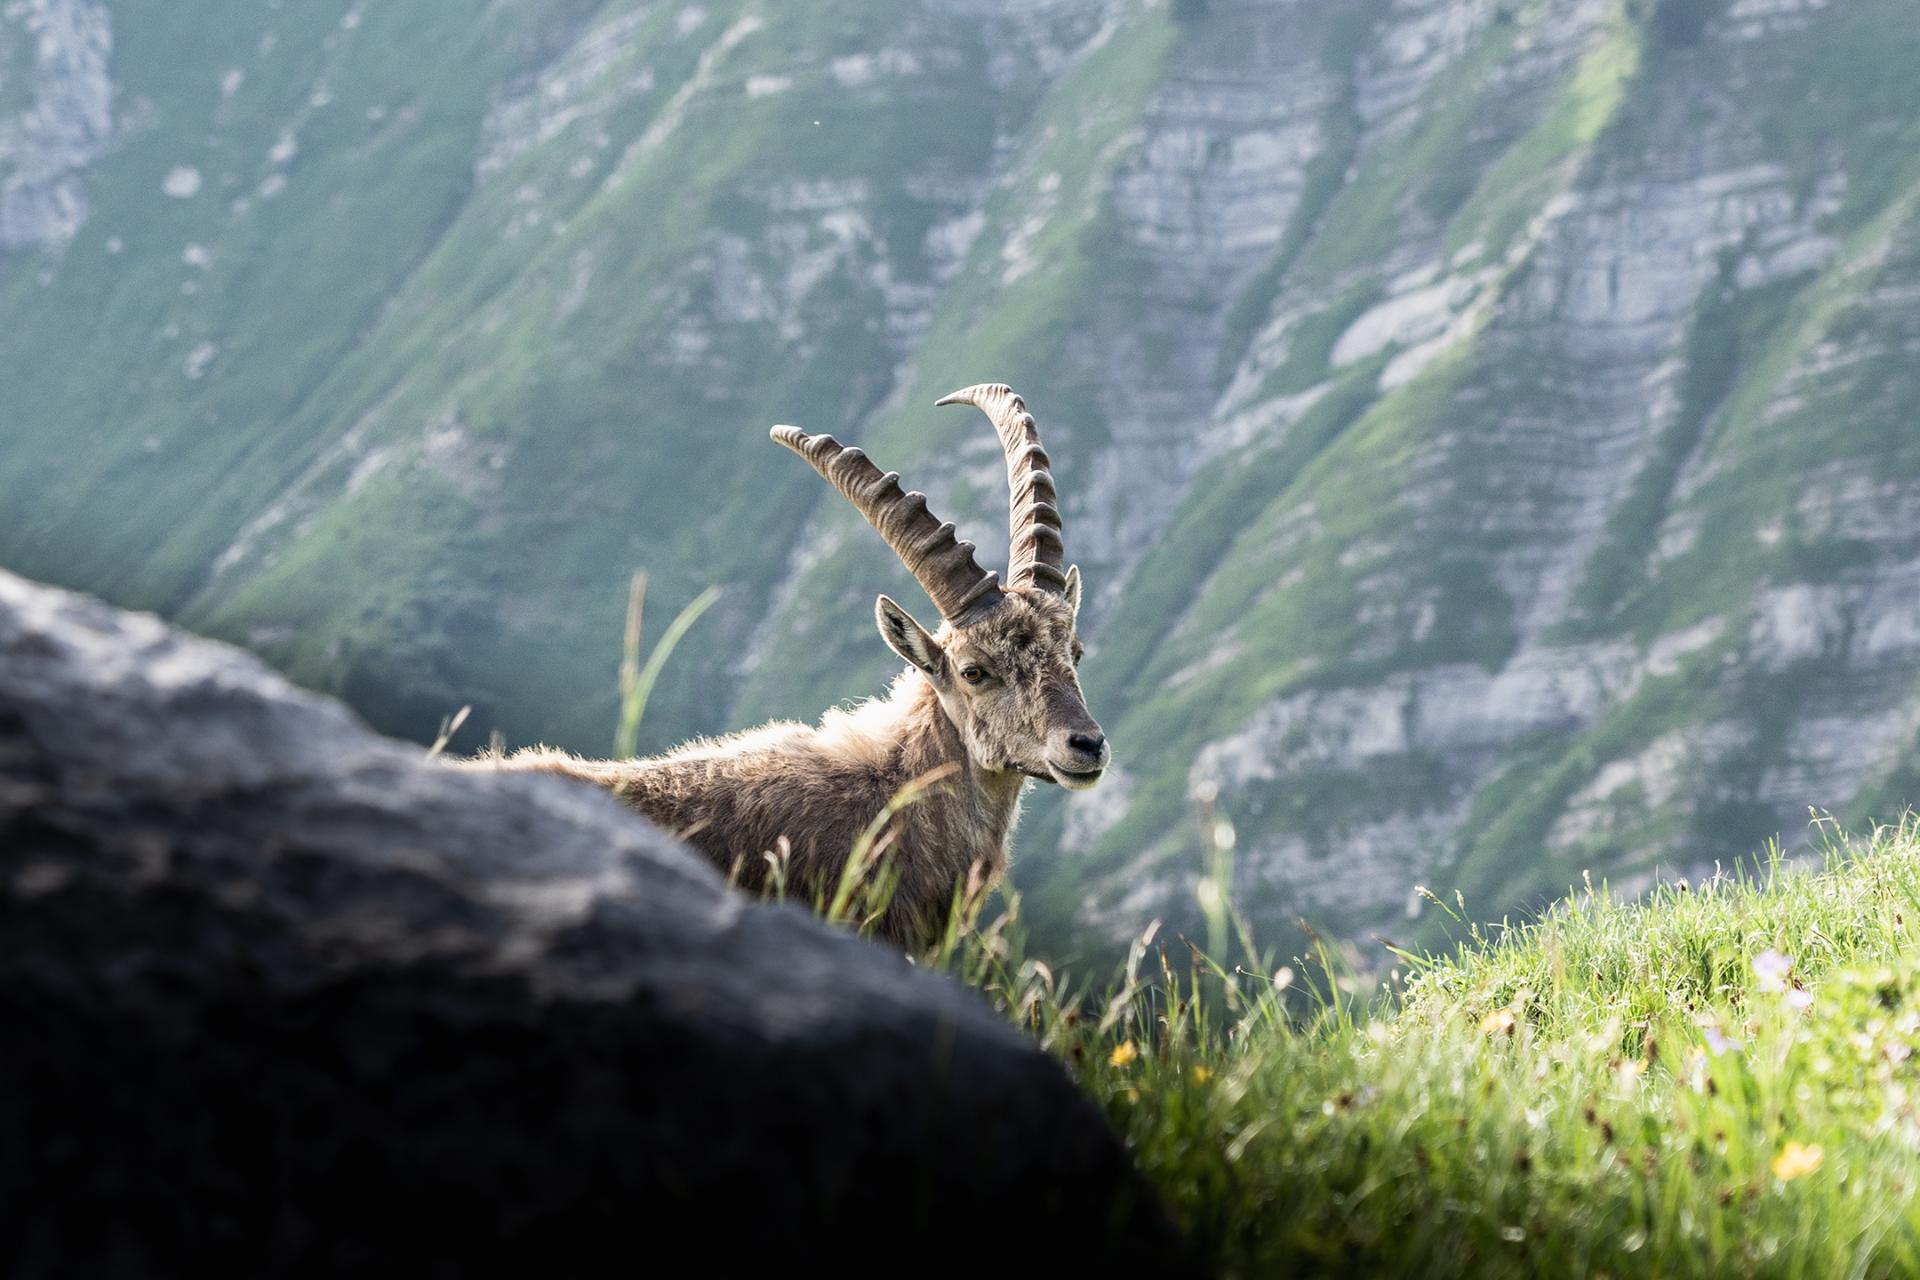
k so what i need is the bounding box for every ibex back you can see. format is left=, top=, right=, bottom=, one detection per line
left=466, top=384, right=1108, bottom=948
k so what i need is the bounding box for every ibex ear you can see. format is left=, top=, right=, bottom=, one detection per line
left=875, top=595, right=944, bottom=677
left=1062, top=564, right=1083, bottom=620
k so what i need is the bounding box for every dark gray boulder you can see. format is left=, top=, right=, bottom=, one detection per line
left=0, top=572, right=1187, bottom=1276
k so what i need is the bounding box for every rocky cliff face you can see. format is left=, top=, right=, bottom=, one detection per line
left=0, top=0, right=112, bottom=251
left=2, top=0, right=1917, bottom=957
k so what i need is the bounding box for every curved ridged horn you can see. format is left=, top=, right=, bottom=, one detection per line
left=933, top=383, right=1068, bottom=594
left=772, top=425, right=1004, bottom=623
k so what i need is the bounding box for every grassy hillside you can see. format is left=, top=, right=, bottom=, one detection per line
left=6, top=0, right=1920, bottom=962
left=947, top=816, right=1920, bottom=1274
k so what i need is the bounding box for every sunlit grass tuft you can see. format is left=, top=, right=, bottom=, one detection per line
left=615, top=572, right=723, bottom=760
left=825, top=810, right=1920, bottom=1275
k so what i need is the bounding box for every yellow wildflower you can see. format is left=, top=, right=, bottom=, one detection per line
left=1109, top=1040, right=1139, bottom=1068
left=1192, top=1066, right=1214, bottom=1084
left=1772, top=1141, right=1824, bottom=1181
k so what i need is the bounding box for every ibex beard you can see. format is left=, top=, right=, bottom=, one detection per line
left=463, top=384, right=1107, bottom=949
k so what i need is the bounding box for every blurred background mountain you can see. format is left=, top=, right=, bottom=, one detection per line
left=4, top=0, right=1917, bottom=959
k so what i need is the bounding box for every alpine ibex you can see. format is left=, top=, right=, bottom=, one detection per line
left=474, top=385, right=1108, bottom=947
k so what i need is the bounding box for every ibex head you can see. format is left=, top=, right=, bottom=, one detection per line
left=772, top=384, right=1109, bottom=790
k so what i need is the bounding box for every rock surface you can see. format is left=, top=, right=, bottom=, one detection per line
left=0, top=0, right=112, bottom=251
left=0, top=571, right=1184, bottom=1274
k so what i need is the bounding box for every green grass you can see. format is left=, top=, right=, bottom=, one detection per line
left=919, top=815, right=1920, bottom=1275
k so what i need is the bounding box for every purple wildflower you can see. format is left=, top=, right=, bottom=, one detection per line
left=1754, top=950, right=1791, bottom=993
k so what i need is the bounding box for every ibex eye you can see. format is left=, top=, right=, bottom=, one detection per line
left=960, top=666, right=987, bottom=685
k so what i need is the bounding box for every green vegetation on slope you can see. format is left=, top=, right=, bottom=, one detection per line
left=1009, top=0, right=1920, bottom=958
left=7, top=0, right=1920, bottom=968
left=940, top=817, right=1920, bottom=1275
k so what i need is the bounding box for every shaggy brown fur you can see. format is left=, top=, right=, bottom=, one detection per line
left=475, top=587, right=1103, bottom=948
left=464, top=385, right=1107, bottom=948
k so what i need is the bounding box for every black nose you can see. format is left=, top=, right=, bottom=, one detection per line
left=1067, top=732, right=1106, bottom=760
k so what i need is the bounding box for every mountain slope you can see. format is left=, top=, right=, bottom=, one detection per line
left=3, top=0, right=1918, bottom=957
